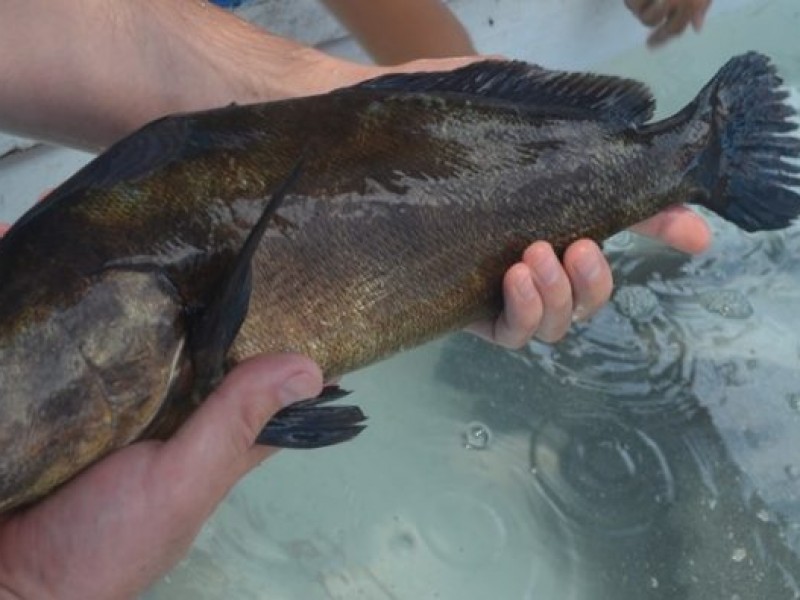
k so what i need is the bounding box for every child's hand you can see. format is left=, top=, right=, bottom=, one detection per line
left=625, top=0, right=711, bottom=47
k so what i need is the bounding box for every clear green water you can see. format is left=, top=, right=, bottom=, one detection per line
left=147, top=1, right=800, bottom=598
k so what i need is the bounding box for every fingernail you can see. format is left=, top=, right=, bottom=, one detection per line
left=693, top=10, right=706, bottom=31
left=574, top=252, right=601, bottom=282
left=532, top=252, right=560, bottom=286
left=572, top=304, right=588, bottom=322
left=515, top=271, right=537, bottom=301
left=279, top=372, right=319, bottom=407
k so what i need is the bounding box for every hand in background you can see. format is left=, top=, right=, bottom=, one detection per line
left=625, top=0, right=712, bottom=47
left=0, top=354, right=322, bottom=600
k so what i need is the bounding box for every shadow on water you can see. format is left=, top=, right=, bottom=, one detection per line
left=434, top=227, right=800, bottom=600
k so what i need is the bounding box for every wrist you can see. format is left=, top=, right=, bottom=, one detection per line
left=133, top=2, right=374, bottom=111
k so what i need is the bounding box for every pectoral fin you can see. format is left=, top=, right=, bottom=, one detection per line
left=189, top=160, right=303, bottom=395
left=189, top=159, right=368, bottom=449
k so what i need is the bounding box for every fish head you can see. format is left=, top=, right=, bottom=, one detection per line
left=0, top=267, right=187, bottom=511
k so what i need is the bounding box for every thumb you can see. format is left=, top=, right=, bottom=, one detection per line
left=691, top=10, right=706, bottom=31
left=161, top=353, right=323, bottom=509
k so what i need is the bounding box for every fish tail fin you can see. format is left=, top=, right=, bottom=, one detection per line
left=688, top=52, right=800, bottom=232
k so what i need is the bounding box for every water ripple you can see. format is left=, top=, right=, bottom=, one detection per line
left=530, top=414, right=675, bottom=537
left=527, top=298, right=699, bottom=424
left=699, top=289, right=754, bottom=319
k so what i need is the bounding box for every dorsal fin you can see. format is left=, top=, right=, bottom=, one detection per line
left=349, top=60, right=656, bottom=127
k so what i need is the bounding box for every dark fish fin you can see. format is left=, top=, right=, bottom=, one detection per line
left=257, top=386, right=368, bottom=448
left=315, top=384, right=353, bottom=401
left=6, top=116, right=193, bottom=238
left=686, top=52, right=800, bottom=231
left=188, top=160, right=304, bottom=390
left=349, top=60, right=655, bottom=126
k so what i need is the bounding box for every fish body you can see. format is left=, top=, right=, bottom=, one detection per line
left=0, top=52, right=798, bottom=511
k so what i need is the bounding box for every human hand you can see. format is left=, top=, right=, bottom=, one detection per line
left=467, top=206, right=711, bottom=347
left=625, top=0, right=712, bottom=47
left=0, top=354, right=322, bottom=600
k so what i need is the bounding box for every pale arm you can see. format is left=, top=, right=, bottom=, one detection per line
left=320, top=0, right=475, bottom=64
left=0, top=0, right=369, bottom=151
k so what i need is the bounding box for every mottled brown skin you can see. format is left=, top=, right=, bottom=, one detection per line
left=229, top=93, right=707, bottom=376
left=0, top=270, right=184, bottom=511
left=0, top=70, right=711, bottom=511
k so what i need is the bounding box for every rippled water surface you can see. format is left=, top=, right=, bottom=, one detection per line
left=148, top=1, right=800, bottom=598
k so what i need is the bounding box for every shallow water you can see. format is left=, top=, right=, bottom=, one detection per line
left=141, top=2, right=800, bottom=598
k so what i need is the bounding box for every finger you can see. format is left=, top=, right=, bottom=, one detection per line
left=625, top=0, right=653, bottom=15
left=630, top=205, right=712, bottom=253
left=524, top=241, right=574, bottom=343
left=647, top=3, right=691, bottom=47
left=161, top=354, right=322, bottom=510
left=563, top=239, right=613, bottom=322
left=465, top=262, right=544, bottom=348
left=638, top=0, right=669, bottom=27
left=691, top=0, right=711, bottom=30
left=404, top=52, right=509, bottom=71
left=625, top=0, right=665, bottom=26
left=366, top=55, right=485, bottom=82
left=470, top=261, right=545, bottom=349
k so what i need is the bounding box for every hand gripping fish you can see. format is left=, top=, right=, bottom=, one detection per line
left=0, top=52, right=798, bottom=511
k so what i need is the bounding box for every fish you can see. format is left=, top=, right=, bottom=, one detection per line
left=0, top=51, right=798, bottom=512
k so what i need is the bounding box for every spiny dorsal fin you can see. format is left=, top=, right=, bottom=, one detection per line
left=350, top=60, right=656, bottom=127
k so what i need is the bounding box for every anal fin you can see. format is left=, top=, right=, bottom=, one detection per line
left=257, top=386, right=367, bottom=449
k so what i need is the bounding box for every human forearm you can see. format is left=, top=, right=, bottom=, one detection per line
left=0, top=0, right=365, bottom=151
left=321, top=0, right=475, bottom=64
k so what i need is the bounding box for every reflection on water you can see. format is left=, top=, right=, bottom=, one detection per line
left=147, top=2, right=800, bottom=598
left=531, top=414, right=676, bottom=537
